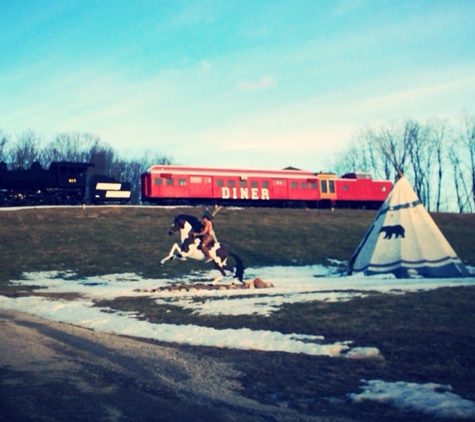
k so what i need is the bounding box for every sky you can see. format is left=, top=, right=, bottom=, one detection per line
left=2, top=264, right=475, bottom=419
left=1, top=1, right=475, bottom=171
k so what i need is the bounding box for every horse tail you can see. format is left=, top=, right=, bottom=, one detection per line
left=229, top=252, right=244, bottom=282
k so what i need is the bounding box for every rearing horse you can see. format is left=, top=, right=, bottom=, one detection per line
left=160, top=214, right=245, bottom=284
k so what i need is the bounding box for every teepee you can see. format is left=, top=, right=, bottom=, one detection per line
left=347, top=176, right=469, bottom=278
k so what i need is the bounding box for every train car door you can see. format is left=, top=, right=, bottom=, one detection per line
left=319, top=176, right=337, bottom=206
left=271, top=178, right=288, bottom=199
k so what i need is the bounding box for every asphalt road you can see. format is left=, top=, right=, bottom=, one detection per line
left=0, top=310, right=345, bottom=422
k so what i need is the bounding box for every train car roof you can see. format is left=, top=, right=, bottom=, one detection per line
left=145, top=164, right=335, bottom=179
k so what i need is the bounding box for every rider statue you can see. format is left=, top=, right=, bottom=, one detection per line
left=193, top=210, right=217, bottom=263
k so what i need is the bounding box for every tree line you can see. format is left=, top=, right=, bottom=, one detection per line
left=2, top=112, right=475, bottom=212
left=0, top=130, right=172, bottom=204
left=332, top=112, right=475, bottom=213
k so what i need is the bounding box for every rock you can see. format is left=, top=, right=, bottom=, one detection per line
left=253, top=278, right=266, bottom=288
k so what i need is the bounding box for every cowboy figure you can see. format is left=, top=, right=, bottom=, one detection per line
left=193, top=211, right=217, bottom=263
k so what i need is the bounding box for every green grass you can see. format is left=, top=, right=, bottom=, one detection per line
left=1, top=206, right=475, bottom=421
left=1, top=207, right=473, bottom=283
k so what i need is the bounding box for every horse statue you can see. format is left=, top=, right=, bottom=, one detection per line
left=160, top=214, right=245, bottom=284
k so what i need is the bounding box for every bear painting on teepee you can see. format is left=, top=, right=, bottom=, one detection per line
left=347, top=173, right=469, bottom=278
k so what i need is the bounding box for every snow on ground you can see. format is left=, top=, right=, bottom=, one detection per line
left=349, top=380, right=475, bottom=419
left=1, top=264, right=475, bottom=419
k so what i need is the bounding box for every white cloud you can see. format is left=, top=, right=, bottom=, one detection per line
left=238, top=75, right=275, bottom=91
left=200, top=60, right=212, bottom=69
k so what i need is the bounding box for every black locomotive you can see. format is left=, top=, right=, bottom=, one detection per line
left=0, top=161, right=131, bottom=206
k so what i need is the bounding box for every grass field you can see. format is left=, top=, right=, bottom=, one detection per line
left=1, top=206, right=474, bottom=283
left=1, top=206, right=475, bottom=421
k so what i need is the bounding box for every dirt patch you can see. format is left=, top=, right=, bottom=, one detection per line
left=134, top=278, right=274, bottom=293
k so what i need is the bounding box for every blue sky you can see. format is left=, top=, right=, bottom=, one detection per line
left=1, top=1, right=474, bottom=171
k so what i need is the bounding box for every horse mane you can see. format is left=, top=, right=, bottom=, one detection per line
left=175, top=214, right=202, bottom=232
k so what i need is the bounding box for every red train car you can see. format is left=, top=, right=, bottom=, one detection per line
left=140, top=165, right=392, bottom=208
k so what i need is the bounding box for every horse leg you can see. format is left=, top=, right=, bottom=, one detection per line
left=210, top=261, right=227, bottom=285
left=218, top=263, right=239, bottom=284
left=214, top=249, right=245, bottom=284
left=211, top=273, right=224, bottom=285
left=160, top=244, right=185, bottom=265
left=229, top=252, right=245, bottom=283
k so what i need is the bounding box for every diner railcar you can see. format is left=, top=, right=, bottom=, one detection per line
left=141, top=165, right=391, bottom=208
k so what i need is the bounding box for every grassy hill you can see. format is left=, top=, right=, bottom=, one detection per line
left=0, top=206, right=474, bottom=284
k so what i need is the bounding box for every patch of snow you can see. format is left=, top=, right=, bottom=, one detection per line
left=349, top=380, right=475, bottom=419
left=0, top=294, right=365, bottom=358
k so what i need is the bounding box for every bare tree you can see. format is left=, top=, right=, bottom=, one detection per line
left=459, top=112, right=475, bottom=209
left=366, top=134, right=390, bottom=180
left=105, top=150, right=173, bottom=204
left=353, top=130, right=389, bottom=179
left=8, top=130, right=42, bottom=169
left=369, top=121, right=417, bottom=179
left=109, top=158, right=143, bottom=203
left=406, top=122, right=443, bottom=210
left=405, top=122, right=426, bottom=203
left=332, top=129, right=394, bottom=180
left=0, top=130, right=9, bottom=163
left=449, top=144, right=472, bottom=213
left=44, top=132, right=104, bottom=163
left=331, top=142, right=361, bottom=176
left=324, top=113, right=475, bottom=212
left=427, top=119, right=447, bottom=212
left=89, top=145, right=115, bottom=176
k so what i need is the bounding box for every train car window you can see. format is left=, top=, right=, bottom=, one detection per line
left=190, top=176, right=202, bottom=183
left=251, top=180, right=258, bottom=188
left=343, top=184, right=349, bottom=191
left=381, top=185, right=387, bottom=191
left=329, top=180, right=335, bottom=193
left=310, top=182, right=317, bottom=189
left=216, top=179, right=224, bottom=187
left=291, top=181, right=298, bottom=189
left=262, top=181, right=269, bottom=188
left=228, top=180, right=236, bottom=187
left=273, top=179, right=286, bottom=186
left=301, top=182, right=308, bottom=189
left=240, top=180, right=247, bottom=187
left=178, top=178, right=186, bottom=186
left=166, top=178, right=174, bottom=186
left=154, top=178, right=162, bottom=186
left=321, top=180, right=327, bottom=193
